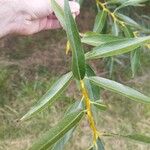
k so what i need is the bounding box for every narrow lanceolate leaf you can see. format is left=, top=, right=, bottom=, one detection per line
left=108, top=21, right=119, bottom=77
left=51, top=0, right=66, bottom=29
left=21, top=72, right=73, bottom=121
left=88, top=76, right=150, bottom=104
left=95, top=138, right=105, bottom=150
left=125, top=0, right=149, bottom=5
left=122, top=25, right=134, bottom=38
left=91, top=101, right=107, bottom=111
left=85, top=64, right=100, bottom=101
left=118, top=13, right=150, bottom=33
left=51, top=101, right=83, bottom=150
left=112, top=21, right=120, bottom=36
left=65, top=100, right=83, bottom=115
left=51, top=129, right=73, bottom=150
left=81, top=32, right=122, bottom=47
left=118, top=0, right=149, bottom=9
left=108, top=0, right=127, bottom=4
left=104, top=132, right=150, bottom=144
left=107, top=57, right=115, bottom=78
left=88, top=138, right=105, bottom=150
left=124, top=134, right=150, bottom=144
left=93, top=10, right=108, bottom=33
left=64, top=0, right=85, bottom=80
left=88, top=147, right=93, bottom=150
left=130, top=48, right=141, bottom=77
left=122, top=25, right=141, bottom=77
left=116, top=13, right=141, bottom=29
left=85, top=36, right=150, bottom=60
left=29, top=110, right=85, bottom=150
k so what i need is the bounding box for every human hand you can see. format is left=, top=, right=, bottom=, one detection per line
left=0, top=0, right=80, bottom=37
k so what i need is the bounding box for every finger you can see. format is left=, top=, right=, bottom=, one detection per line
left=47, top=13, right=57, bottom=19
left=44, top=18, right=61, bottom=30
left=68, top=1, right=80, bottom=15
left=46, top=11, right=78, bottom=30
left=38, top=17, right=61, bottom=31
left=16, top=18, right=47, bottom=35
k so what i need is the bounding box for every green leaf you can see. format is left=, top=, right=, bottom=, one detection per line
left=87, top=147, right=93, bottom=150
left=112, top=21, right=120, bottom=36
left=130, top=48, right=141, bottom=77
left=125, top=134, right=150, bottom=144
left=122, top=25, right=141, bottom=77
left=87, top=138, right=105, bottom=150
left=107, top=57, right=115, bottom=78
left=85, top=36, right=150, bottom=60
left=117, top=13, right=150, bottom=33
left=104, top=132, right=150, bottom=144
left=29, top=110, right=85, bottom=150
left=52, top=101, right=83, bottom=150
left=121, top=25, right=134, bottom=37
left=84, top=65, right=101, bottom=121
left=64, top=0, right=85, bottom=80
left=114, top=0, right=149, bottom=11
left=85, top=64, right=100, bottom=101
left=88, top=76, right=150, bottom=104
left=96, top=138, right=105, bottom=150
left=91, top=101, right=107, bottom=111
left=51, top=130, right=73, bottom=150
left=117, top=13, right=141, bottom=28
left=51, top=0, right=66, bottom=29
left=93, top=10, right=108, bottom=33
left=108, top=0, right=127, bottom=4
left=65, top=100, right=84, bottom=115
left=81, top=32, right=122, bottom=46
left=108, top=21, right=120, bottom=78
left=109, top=0, right=149, bottom=5
left=21, top=72, right=73, bottom=121
left=121, top=0, right=148, bottom=7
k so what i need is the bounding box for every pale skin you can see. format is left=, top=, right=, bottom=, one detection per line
left=0, top=0, right=80, bottom=38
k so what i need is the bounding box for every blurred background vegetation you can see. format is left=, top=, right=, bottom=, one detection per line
left=0, top=1, right=150, bottom=150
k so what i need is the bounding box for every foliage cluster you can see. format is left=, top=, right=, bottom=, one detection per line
left=20, top=0, right=150, bottom=149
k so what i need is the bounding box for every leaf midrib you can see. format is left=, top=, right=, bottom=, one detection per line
left=89, top=77, right=150, bottom=103
left=39, top=111, right=84, bottom=150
